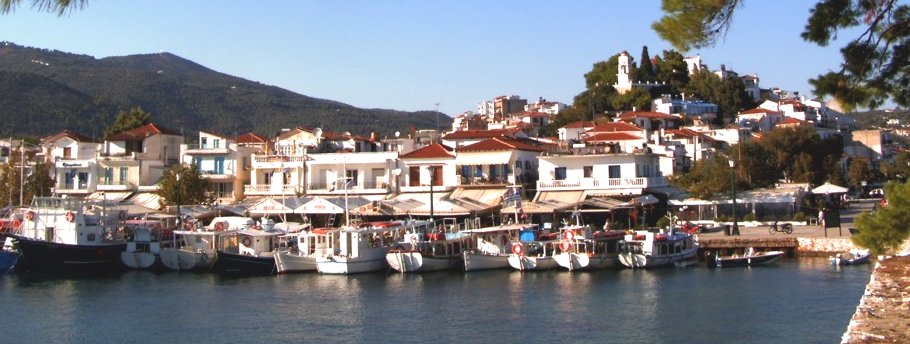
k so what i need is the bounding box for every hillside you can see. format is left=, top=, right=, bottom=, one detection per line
left=0, top=42, right=449, bottom=139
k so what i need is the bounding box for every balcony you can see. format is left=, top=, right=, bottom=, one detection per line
left=244, top=184, right=299, bottom=196
left=96, top=180, right=136, bottom=191
left=537, top=176, right=667, bottom=192
left=184, top=143, right=230, bottom=155
left=200, top=170, right=235, bottom=180
left=97, top=152, right=139, bottom=166
left=305, top=181, right=389, bottom=195
left=55, top=183, right=91, bottom=194
left=250, top=155, right=307, bottom=169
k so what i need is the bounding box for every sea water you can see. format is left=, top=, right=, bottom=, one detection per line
left=0, top=257, right=870, bottom=344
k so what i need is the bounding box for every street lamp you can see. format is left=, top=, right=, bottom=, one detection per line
left=728, top=159, right=740, bottom=236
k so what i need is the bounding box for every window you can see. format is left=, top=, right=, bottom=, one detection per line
left=524, top=161, right=532, bottom=170
left=120, top=167, right=128, bottom=183
left=409, top=166, right=420, bottom=187
left=242, top=157, right=249, bottom=170
left=264, top=172, right=272, bottom=185
left=214, top=157, right=225, bottom=174
left=608, top=165, right=621, bottom=179
left=200, top=137, right=207, bottom=149
left=489, top=165, right=499, bottom=180
left=555, top=167, right=567, bottom=180
left=346, top=169, right=358, bottom=187
left=430, top=166, right=443, bottom=186
left=583, top=166, right=593, bottom=178
left=77, top=172, right=88, bottom=189
left=63, top=147, right=72, bottom=159
left=213, top=139, right=220, bottom=149
left=460, top=165, right=472, bottom=179
left=104, top=167, right=113, bottom=184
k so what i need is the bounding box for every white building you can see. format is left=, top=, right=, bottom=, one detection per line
left=42, top=130, right=101, bottom=198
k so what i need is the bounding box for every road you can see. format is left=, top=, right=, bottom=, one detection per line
left=697, top=199, right=877, bottom=239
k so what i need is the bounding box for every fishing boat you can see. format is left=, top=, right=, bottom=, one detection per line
left=216, top=218, right=284, bottom=275
left=461, top=223, right=527, bottom=272
left=274, top=227, right=337, bottom=274
left=553, top=229, right=625, bottom=271
left=0, top=207, right=24, bottom=272
left=119, top=214, right=178, bottom=271
left=1, top=237, right=18, bottom=273
left=707, top=247, right=784, bottom=268
left=386, top=221, right=468, bottom=273
left=12, top=197, right=126, bottom=274
left=316, top=220, right=411, bottom=274
left=159, top=216, right=247, bottom=272
left=618, top=229, right=698, bottom=269
left=829, top=248, right=872, bottom=266
left=507, top=225, right=559, bottom=271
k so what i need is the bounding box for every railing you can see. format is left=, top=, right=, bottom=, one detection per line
left=252, top=155, right=307, bottom=163
left=244, top=185, right=298, bottom=194
left=184, top=144, right=230, bottom=154
left=537, top=176, right=667, bottom=190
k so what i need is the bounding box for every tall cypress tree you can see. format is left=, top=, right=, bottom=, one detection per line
left=638, top=46, right=655, bottom=82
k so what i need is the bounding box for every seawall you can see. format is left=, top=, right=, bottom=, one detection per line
left=841, top=243, right=910, bottom=343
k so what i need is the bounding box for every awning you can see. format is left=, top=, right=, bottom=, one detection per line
left=247, top=197, right=307, bottom=215
left=129, top=192, right=163, bottom=210
left=449, top=186, right=509, bottom=212
left=86, top=191, right=133, bottom=203
left=811, top=182, right=848, bottom=194
left=295, top=197, right=345, bottom=214
left=351, top=192, right=471, bottom=216
left=501, top=190, right=584, bottom=214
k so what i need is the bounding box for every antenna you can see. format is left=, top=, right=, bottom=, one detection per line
left=435, top=102, right=440, bottom=133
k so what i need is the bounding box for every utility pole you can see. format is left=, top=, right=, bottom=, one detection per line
left=435, top=102, right=441, bottom=134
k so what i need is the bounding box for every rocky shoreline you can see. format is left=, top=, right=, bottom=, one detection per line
left=841, top=243, right=910, bottom=343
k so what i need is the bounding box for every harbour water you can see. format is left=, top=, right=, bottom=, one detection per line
left=1, top=257, right=870, bottom=344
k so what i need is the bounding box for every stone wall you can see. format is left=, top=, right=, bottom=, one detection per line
left=797, top=237, right=856, bottom=255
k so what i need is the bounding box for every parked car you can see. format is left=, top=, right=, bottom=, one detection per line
left=869, top=188, right=884, bottom=198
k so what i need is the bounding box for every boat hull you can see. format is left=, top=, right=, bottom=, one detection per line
left=13, top=236, right=125, bottom=274
left=317, top=257, right=387, bottom=274
left=387, top=251, right=459, bottom=273
left=508, top=255, right=558, bottom=271
left=120, top=251, right=162, bottom=271
left=554, top=253, right=619, bottom=271
left=216, top=251, right=276, bottom=275
left=274, top=250, right=318, bottom=273
left=160, top=248, right=215, bottom=272
left=829, top=250, right=871, bottom=266
left=709, top=251, right=784, bottom=268
left=0, top=249, right=18, bottom=273
left=463, top=251, right=510, bottom=272
left=619, top=249, right=698, bottom=269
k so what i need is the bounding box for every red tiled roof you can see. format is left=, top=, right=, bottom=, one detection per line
left=518, top=111, right=549, bottom=118
left=106, top=123, right=180, bottom=141
left=442, top=129, right=517, bottom=140
left=236, top=132, right=268, bottom=144
left=563, top=121, right=595, bottom=129
left=458, top=137, right=544, bottom=153
left=42, top=130, right=99, bottom=143
left=586, top=122, right=642, bottom=133
left=618, top=111, right=680, bottom=121
left=663, top=129, right=717, bottom=141
left=778, top=117, right=810, bottom=126
left=400, top=143, right=455, bottom=159
left=740, top=108, right=776, bottom=115
left=582, top=132, right=643, bottom=142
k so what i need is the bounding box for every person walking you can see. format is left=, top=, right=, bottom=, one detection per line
left=818, top=209, right=825, bottom=229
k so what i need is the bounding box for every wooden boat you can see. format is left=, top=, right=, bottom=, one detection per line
left=1, top=236, right=19, bottom=273
left=553, top=229, right=625, bottom=271
left=159, top=216, right=250, bottom=272
left=316, top=220, right=415, bottom=274
left=216, top=226, right=283, bottom=275
left=507, top=226, right=560, bottom=271
left=274, top=227, right=338, bottom=274
left=119, top=214, right=178, bottom=270
left=461, top=224, right=528, bottom=272
left=618, top=229, right=698, bottom=269
left=13, top=197, right=125, bottom=274
left=707, top=247, right=784, bottom=268
left=386, top=224, right=468, bottom=273
left=829, top=249, right=872, bottom=266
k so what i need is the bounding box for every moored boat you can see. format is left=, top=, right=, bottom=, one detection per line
left=13, top=197, right=125, bottom=274
left=386, top=222, right=468, bottom=273
left=120, top=214, right=178, bottom=271
left=159, top=216, right=247, bottom=272
left=829, top=248, right=871, bottom=266
left=461, top=223, right=527, bottom=272
left=618, top=229, right=697, bottom=269
left=1, top=237, right=19, bottom=273
left=316, top=220, right=414, bottom=274
left=553, top=229, right=625, bottom=271
left=216, top=218, right=284, bottom=275
left=707, top=247, right=784, bottom=268
left=507, top=226, right=559, bottom=271
left=274, top=227, right=337, bottom=274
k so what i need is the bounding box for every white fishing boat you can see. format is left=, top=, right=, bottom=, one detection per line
left=13, top=197, right=126, bottom=274
left=462, top=224, right=527, bottom=272
left=159, top=216, right=251, bottom=272
left=386, top=222, right=468, bottom=273
left=216, top=222, right=284, bottom=275
left=316, top=220, right=413, bottom=274
left=120, top=214, right=178, bottom=270
left=507, top=225, right=559, bottom=271
left=618, top=229, right=698, bottom=269
left=274, top=227, right=338, bottom=274
left=553, top=229, right=625, bottom=271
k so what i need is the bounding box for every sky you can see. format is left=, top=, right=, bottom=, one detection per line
left=0, top=1, right=875, bottom=117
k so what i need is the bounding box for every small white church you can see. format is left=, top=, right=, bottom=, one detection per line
left=612, top=50, right=664, bottom=95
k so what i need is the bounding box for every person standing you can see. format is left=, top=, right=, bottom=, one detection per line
left=818, top=209, right=825, bottom=228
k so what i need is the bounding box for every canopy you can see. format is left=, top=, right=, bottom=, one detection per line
left=811, top=182, right=848, bottom=194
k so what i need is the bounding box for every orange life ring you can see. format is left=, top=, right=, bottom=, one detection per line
left=11, top=219, right=21, bottom=229
left=65, top=211, right=75, bottom=223
left=242, top=236, right=252, bottom=247
left=511, top=243, right=523, bottom=255
left=214, top=221, right=225, bottom=231
left=563, top=229, right=575, bottom=241
left=24, top=211, right=35, bottom=221
left=559, top=240, right=571, bottom=252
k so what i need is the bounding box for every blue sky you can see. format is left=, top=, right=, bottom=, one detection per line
left=0, top=1, right=869, bottom=116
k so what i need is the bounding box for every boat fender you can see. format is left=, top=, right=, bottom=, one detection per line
left=563, top=230, right=575, bottom=241
left=65, top=211, right=75, bottom=223
left=24, top=211, right=35, bottom=221
left=511, top=243, right=523, bottom=255
left=11, top=219, right=21, bottom=229
left=214, top=221, right=225, bottom=231
left=559, top=240, right=571, bottom=252
left=242, top=237, right=252, bottom=247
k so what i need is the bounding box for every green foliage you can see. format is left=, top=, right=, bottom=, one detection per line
left=104, top=106, right=151, bottom=137
left=847, top=157, right=876, bottom=188
left=668, top=154, right=736, bottom=199
left=742, top=213, right=756, bottom=221
left=732, top=141, right=779, bottom=189
left=156, top=163, right=213, bottom=208
left=684, top=69, right=754, bottom=124
left=25, top=161, right=53, bottom=201
left=612, top=88, right=653, bottom=111
left=652, top=50, right=690, bottom=93
left=655, top=0, right=910, bottom=110
left=0, top=149, right=23, bottom=208
left=656, top=216, right=672, bottom=229
left=793, top=211, right=806, bottom=222
left=881, top=150, right=910, bottom=181
left=636, top=46, right=656, bottom=82
left=853, top=181, right=910, bottom=255
left=757, top=126, right=844, bottom=185
left=0, top=0, right=88, bottom=15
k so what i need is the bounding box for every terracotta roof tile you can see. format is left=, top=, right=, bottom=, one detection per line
left=442, top=129, right=517, bottom=140
left=586, top=122, right=642, bottom=133
left=400, top=143, right=455, bottom=159
left=106, top=123, right=180, bottom=141
left=583, top=132, right=643, bottom=142
left=457, top=137, right=544, bottom=152
left=740, top=108, right=776, bottom=115
left=236, top=132, right=268, bottom=144
left=618, top=111, right=680, bottom=121
left=42, top=130, right=99, bottom=143
left=563, top=121, right=596, bottom=129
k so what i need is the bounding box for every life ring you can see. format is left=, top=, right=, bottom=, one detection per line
left=563, top=229, right=575, bottom=241
left=511, top=243, right=523, bottom=255
left=559, top=240, right=571, bottom=252
left=214, top=221, right=225, bottom=231
left=65, top=211, right=75, bottom=223
left=11, top=219, right=21, bottom=229
left=241, top=236, right=252, bottom=247
left=24, top=211, right=35, bottom=221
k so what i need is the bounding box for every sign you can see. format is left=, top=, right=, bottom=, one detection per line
left=59, top=161, right=88, bottom=168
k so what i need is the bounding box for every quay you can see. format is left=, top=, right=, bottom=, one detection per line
left=841, top=243, right=910, bottom=343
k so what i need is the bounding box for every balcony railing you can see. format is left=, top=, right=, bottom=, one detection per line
left=184, top=144, right=230, bottom=154
left=537, top=176, right=667, bottom=191
left=244, top=184, right=298, bottom=195
left=252, top=155, right=307, bottom=163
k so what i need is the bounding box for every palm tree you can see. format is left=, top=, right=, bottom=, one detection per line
left=1, top=0, right=87, bottom=15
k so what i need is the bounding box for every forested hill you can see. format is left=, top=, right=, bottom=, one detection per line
left=0, top=42, right=449, bottom=139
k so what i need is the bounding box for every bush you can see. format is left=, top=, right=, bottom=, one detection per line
left=656, top=216, right=672, bottom=229
left=793, top=212, right=806, bottom=222
left=743, top=213, right=756, bottom=221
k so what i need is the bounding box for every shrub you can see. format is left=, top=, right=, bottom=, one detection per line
left=793, top=212, right=806, bottom=221
left=743, top=213, right=756, bottom=221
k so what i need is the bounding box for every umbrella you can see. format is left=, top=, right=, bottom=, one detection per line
left=811, top=182, right=848, bottom=194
